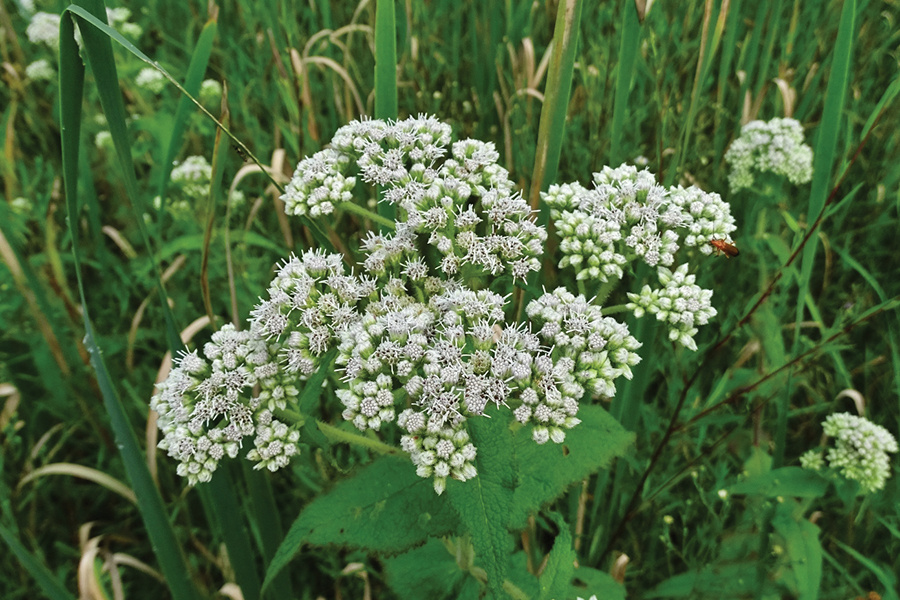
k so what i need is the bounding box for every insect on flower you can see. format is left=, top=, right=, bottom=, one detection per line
left=709, top=239, right=740, bottom=258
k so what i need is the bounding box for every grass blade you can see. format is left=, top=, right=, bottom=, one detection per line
left=609, top=3, right=641, bottom=166
left=527, top=0, right=583, bottom=209
left=0, top=523, right=75, bottom=600
left=155, top=19, right=219, bottom=220
left=60, top=5, right=201, bottom=599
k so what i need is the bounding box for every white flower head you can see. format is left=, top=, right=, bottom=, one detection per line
left=724, top=117, right=813, bottom=193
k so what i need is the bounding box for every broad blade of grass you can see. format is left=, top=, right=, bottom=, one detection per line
left=155, top=19, right=218, bottom=225
left=60, top=5, right=200, bottom=599
left=780, top=0, right=856, bottom=469
left=609, top=3, right=641, bottom=166
left=0, top=523, right=75, bottom=600
left=528, top=0, right=583, bottom=209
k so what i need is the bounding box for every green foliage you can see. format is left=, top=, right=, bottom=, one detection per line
left=264, top=455, right=461, bottom=590
left=2, top=0, right=899, bottom=598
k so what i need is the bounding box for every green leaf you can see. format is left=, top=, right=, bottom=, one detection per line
left=772, top=502, right=822, bottom=600
left=537, top=514, right=575, bottom=600
left=509, top=405, right=635, bottom=530
left=0, top=523, right=75, bottom=600
left=570, top=566, right=626, bottom=600
left=447, top=409, right=517, bottom=599
left=262, top=455, right=460, bottom=592
left=646, top=563, right=759, bottom=599
left=728, top=467, right=829, bottom=498
left=156, top=20, right=218, bottom=214
left=383, top=538, right=477, bottom=600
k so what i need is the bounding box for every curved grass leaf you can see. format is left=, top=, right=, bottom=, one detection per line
left=262, top=455, right=460, bottom=592
left=728, top=467, right=829, bottom=498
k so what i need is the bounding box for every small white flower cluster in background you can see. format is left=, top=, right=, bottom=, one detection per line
left=151, top=155, right=245, bottom=218
left=199, top=79, right=223, bottom=105
left=25, top=11, right=61, bottom=51
left=545, top=164, right=735, bottom=350
left=25, top=58, right=55, bottom=82
left=800, top=412, right=898, bottom=493
left=136, top=67, right=166, bottom=94
left=724, top=117, right=813, bottom=193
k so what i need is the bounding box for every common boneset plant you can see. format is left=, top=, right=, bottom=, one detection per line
left=800, top=412, right=898, bottom=494
left=724, top=117, right=814, bottom=194
left=152, top=115, right=735, bottom=494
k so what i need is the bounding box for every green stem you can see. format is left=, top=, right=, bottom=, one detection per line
left=273, top=408, right=305, bottom=426
left=599, top=304, right=630, bottom=316
left=339, top=200, right=396, bottom=230
left=317, top=420, right=399, bottom=455
left=593, top=277, right=621, bottom=306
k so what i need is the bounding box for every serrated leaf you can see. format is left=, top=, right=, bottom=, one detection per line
left=772, top=503, right=822, bottom=600
left=262, top=455, right=459, bottom=592
left=729, top=467, right=828, bottom=498
left=570, top=566, right=626, bottom=600
left=537, top=514, right=575, bottom=600
left=383, top=538, right=476, bottom=600
left=510, top=405, right=635, bottom=529
left=447, top=409, right=517, bottom=599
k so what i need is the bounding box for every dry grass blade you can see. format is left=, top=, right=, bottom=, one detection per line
left=101, top=226, right=138, bottom=259
left=109, top=553, right=165, bottom=582
left=126, top=255, right=188, bottom=371
left=19, top=463, right=138, bottom=505
left=0, top=383, right=21, bottom=431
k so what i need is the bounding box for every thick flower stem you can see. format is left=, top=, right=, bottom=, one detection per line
left=340, top=200, right=396, bottom=230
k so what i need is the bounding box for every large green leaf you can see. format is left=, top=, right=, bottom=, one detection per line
left=537, top=514, right=575, bottom=600
left=509, top=404, right=635, bottom=530
left=262, top=455, right=460, bottom=591
left=447, top=409, right=517, bottom=599
left=728, top=467, right=829, bottom=499
left=383, top=538, right=478, bottom=600
left=772, top=503, right=822, bottom=600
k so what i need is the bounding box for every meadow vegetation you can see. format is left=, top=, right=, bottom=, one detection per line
left=1, top=0, right=899, bottom=598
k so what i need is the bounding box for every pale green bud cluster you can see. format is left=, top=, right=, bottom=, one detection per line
left=801, top=412, right=898, bottom=493
left=626, top=264, right=717, bottom=351
left=724, top=117, right=813, bottom=193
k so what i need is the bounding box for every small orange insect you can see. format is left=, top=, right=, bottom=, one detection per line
left=709, top=239, right=740, bottom=258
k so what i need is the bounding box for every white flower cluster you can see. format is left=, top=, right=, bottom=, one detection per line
left=152, top=155, right=245, bottom=217
left=800, top=412, right=898, bottom=493
left=26, top=12, right=61, bottom=50
left=626, top=265, right=716, bottom=351
left=25, top=58, right=55, bottom=82
left=546, top=164, right=734, bottom=350
left=724, top=117, right=813, bottom=193
left=151, top=325, right=302, bottom=484
left=282, top=115, right=546, bottom=281
left=545, top=164, right=737, bottom=282
left=154, top=116, right=644, bottom=494
left=136, top=67, right=166, bottom=94
left=199, top=79, right=223, bottom=105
